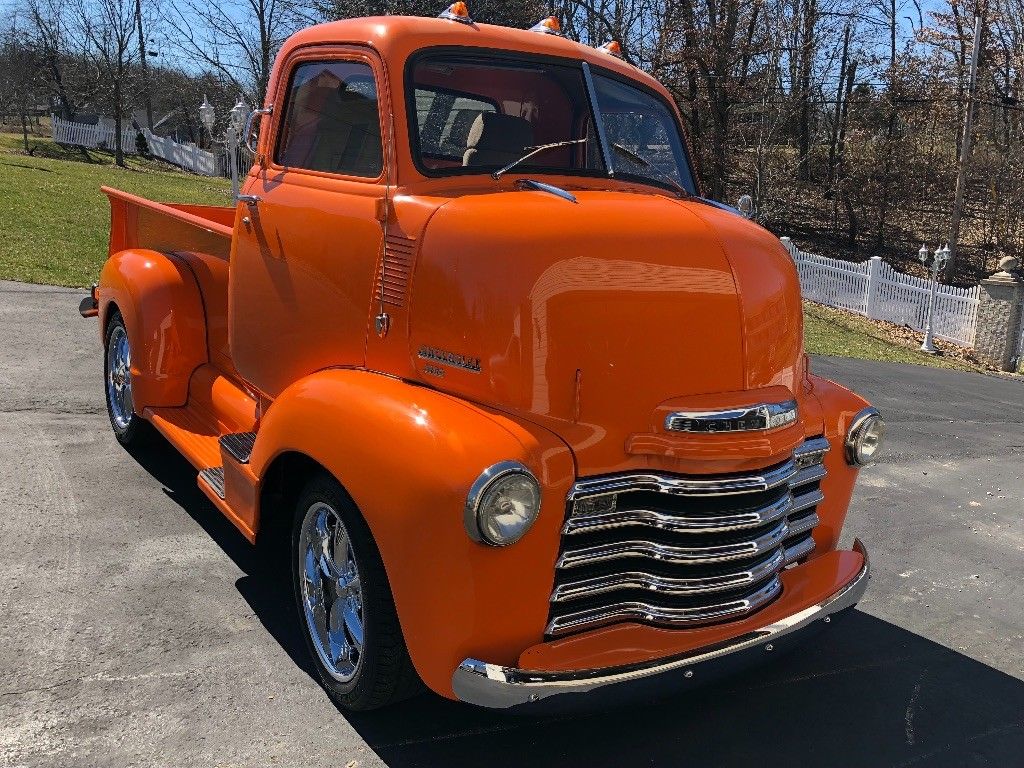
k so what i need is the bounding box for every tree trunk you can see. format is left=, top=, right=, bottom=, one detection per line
left=113, top=76, right=125, bottom=167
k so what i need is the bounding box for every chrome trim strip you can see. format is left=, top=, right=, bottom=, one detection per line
left=789, top=463, right=827, bottom=490
left=551, top=548, right=786, bottom=604
left=784, top=512, right=820, bottom=540
left=563, top=493, right=793, bottom=536
left=556, top=520, right=788, bottom=569
left=790, top=488, right=824, bottom=514
left=568, top=461, right=797, bottom=501
left=451, top=540, right=870, bottom=710
left=664, top=400, right=798, bottom=433
left=793, top=436, right=831, bottom=467
left=546, top=575, right=782, bottom=637
left=783, top=534, right=816, bottom=565
left=517, top=178, right=578, bottom=203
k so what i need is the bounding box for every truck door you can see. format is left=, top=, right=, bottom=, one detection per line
left=228, top=48, right=386, bottom=398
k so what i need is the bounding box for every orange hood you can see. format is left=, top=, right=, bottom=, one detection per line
left=407, top=189, right=809, bottom=476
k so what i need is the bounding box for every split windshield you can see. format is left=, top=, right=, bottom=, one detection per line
left=408, top=51, right=696, bottom=194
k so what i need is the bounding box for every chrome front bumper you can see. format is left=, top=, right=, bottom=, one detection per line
left=452, top=539, right=870, bottom=711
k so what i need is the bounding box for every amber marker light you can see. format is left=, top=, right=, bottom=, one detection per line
left=598, top=40, right=623, bottom=57
left=438, top=2, right=473, bottom=23
left=529, top=16, right=562, bottom=34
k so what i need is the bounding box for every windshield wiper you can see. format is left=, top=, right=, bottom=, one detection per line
left=492, top=138, right=587, bottom=180
left=611, top=142, right=686, bottom=198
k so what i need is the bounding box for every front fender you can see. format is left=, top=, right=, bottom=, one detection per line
left=806, top=373, right=872, bottom=557
left=98, top=249, right=207, bottom=412
left=249, top=369, right=575, bottom=698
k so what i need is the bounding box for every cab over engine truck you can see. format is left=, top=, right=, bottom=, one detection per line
left=80, top=6, right=886, bottom=712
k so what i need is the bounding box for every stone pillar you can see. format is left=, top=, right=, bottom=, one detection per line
left=975, top=256, right=1023, bottom=372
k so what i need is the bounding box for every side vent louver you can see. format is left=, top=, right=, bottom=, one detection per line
left=377, top=233, right=416, bottom=308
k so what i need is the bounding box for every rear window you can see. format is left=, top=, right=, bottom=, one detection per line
left=408, top=53, right=604, bottom=175
left=276, top=60, right=383, bottom=178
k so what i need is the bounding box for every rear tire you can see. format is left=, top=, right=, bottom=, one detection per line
left=104, top=312, right=151, bottom=447
left=291, top=472, right=420, bottom=711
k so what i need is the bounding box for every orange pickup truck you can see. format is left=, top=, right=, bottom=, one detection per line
left=80, top=6, right=885, bottom=712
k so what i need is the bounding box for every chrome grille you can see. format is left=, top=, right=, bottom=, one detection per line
left=546, top=437, right=830, bottom=638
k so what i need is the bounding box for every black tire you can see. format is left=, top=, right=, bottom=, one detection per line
left=103, top=312, right=152, bottom=448
left=291, top=472, right=420, bottom=711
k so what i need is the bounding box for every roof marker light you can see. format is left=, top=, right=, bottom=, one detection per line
left=439, top=2, right=473, bottom=23
left=598, top=40, right=623, bottom=57
left=529, top=16, right=562, bottom=34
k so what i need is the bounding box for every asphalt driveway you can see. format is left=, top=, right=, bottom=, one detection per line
left=1, top=280, right=1021, bottom=768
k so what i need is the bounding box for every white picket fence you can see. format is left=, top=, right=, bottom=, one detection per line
left=52, top=114, right=219, bottom=176
left=781, top=237, right=981, bottom=348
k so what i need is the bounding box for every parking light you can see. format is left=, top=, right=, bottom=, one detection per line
left=529, top=16, right=562, bottom=34
left=439, top=2, right=473, bottom=23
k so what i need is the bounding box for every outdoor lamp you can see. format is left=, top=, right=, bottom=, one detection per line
left=199, top=95, right=215, bottom=133
left=229, top=98, right=248, bottom=134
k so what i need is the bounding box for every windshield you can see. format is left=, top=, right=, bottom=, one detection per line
left=407, top=51, right=695, bottom=193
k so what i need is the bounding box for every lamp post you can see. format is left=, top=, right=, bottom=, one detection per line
left=227, top=99, right=248, bottom=199
left=919, top=243, right=951, bottom=354
left=198, top=95, right=215, bottom=149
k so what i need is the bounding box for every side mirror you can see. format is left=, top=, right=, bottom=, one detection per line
left=737, top=194, right=754, bottom=219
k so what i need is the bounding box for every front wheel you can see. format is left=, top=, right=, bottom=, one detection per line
left=292, top=473, right=419, bottom=710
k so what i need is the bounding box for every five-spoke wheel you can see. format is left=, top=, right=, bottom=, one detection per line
left=298, top=502, right=365, bottom=682
left=291, top=473, right=419, bottom=710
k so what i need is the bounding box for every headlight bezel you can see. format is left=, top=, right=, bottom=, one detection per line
left=845, top=407, right=885, bottom=465
left=464, top=461, right=541, bottom=546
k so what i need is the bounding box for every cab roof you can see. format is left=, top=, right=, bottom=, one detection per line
left=276, top=15, right=670, bottom=101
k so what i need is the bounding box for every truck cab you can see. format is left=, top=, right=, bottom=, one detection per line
left=82, top=6, right=884, bottom=712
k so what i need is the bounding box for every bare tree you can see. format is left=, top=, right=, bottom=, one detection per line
left=163, top=0, right=304, bottom=103
left=76, top=0, right=137, bottom=165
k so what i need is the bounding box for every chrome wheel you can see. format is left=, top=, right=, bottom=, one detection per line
left=298, top=502, right=364, bottom=683
left=106, top=324, right=133, bottom=432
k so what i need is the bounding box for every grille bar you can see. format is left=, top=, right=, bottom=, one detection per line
left=562, top=493, right=793, bottom=536
left=556, top=519, right=789, bottom=570
left=569, top=461, right=797, bottom=500
left=547, top=436, right=831, bottom=638
left=551, top=548, right=786, bottom=603
left=546, top=576, right=783, bottom=637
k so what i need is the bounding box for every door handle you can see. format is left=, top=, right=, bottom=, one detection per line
left=236, top=194, right=261, bottom=207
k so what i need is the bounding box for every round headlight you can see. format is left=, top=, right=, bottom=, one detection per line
left=845, top=408, right=885, bottom=465
left=465, top=461, right=541, bottom=546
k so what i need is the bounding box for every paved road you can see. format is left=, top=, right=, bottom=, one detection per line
left=1, top=280, right=1021, bottom=768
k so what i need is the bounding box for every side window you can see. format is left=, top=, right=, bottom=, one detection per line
left=276, top=59, right=383, bottom=178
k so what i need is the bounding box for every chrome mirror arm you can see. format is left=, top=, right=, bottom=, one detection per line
left=243, top=105, right=273, bottom=155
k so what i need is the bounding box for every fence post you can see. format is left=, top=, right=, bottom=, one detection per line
left=975, top=257, right=1024, bottom=371
left=779, top=236, right=796, bottom=259
left=864, top=256, right=882, bottom=319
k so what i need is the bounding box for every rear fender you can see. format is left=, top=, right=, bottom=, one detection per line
left=249, top=369, right=575, bottom=698
left=98, top=249, right=207, bottom=412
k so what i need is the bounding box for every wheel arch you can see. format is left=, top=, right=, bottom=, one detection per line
left=97, top=248, right=208, bottom=412
left=247, top=367, right=576, bottom=699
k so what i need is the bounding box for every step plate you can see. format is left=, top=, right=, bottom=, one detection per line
left=219, top=432, right=257, bottom=464
left=199, top=467, right=226, bottom=500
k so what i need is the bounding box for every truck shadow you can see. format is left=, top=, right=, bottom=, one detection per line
left=130, top=436, right=1024, bottom=768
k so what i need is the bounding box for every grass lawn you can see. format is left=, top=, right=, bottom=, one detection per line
left=803, top=301, right=979, bottom=371
left=0, top=131, right=231, bottom=287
